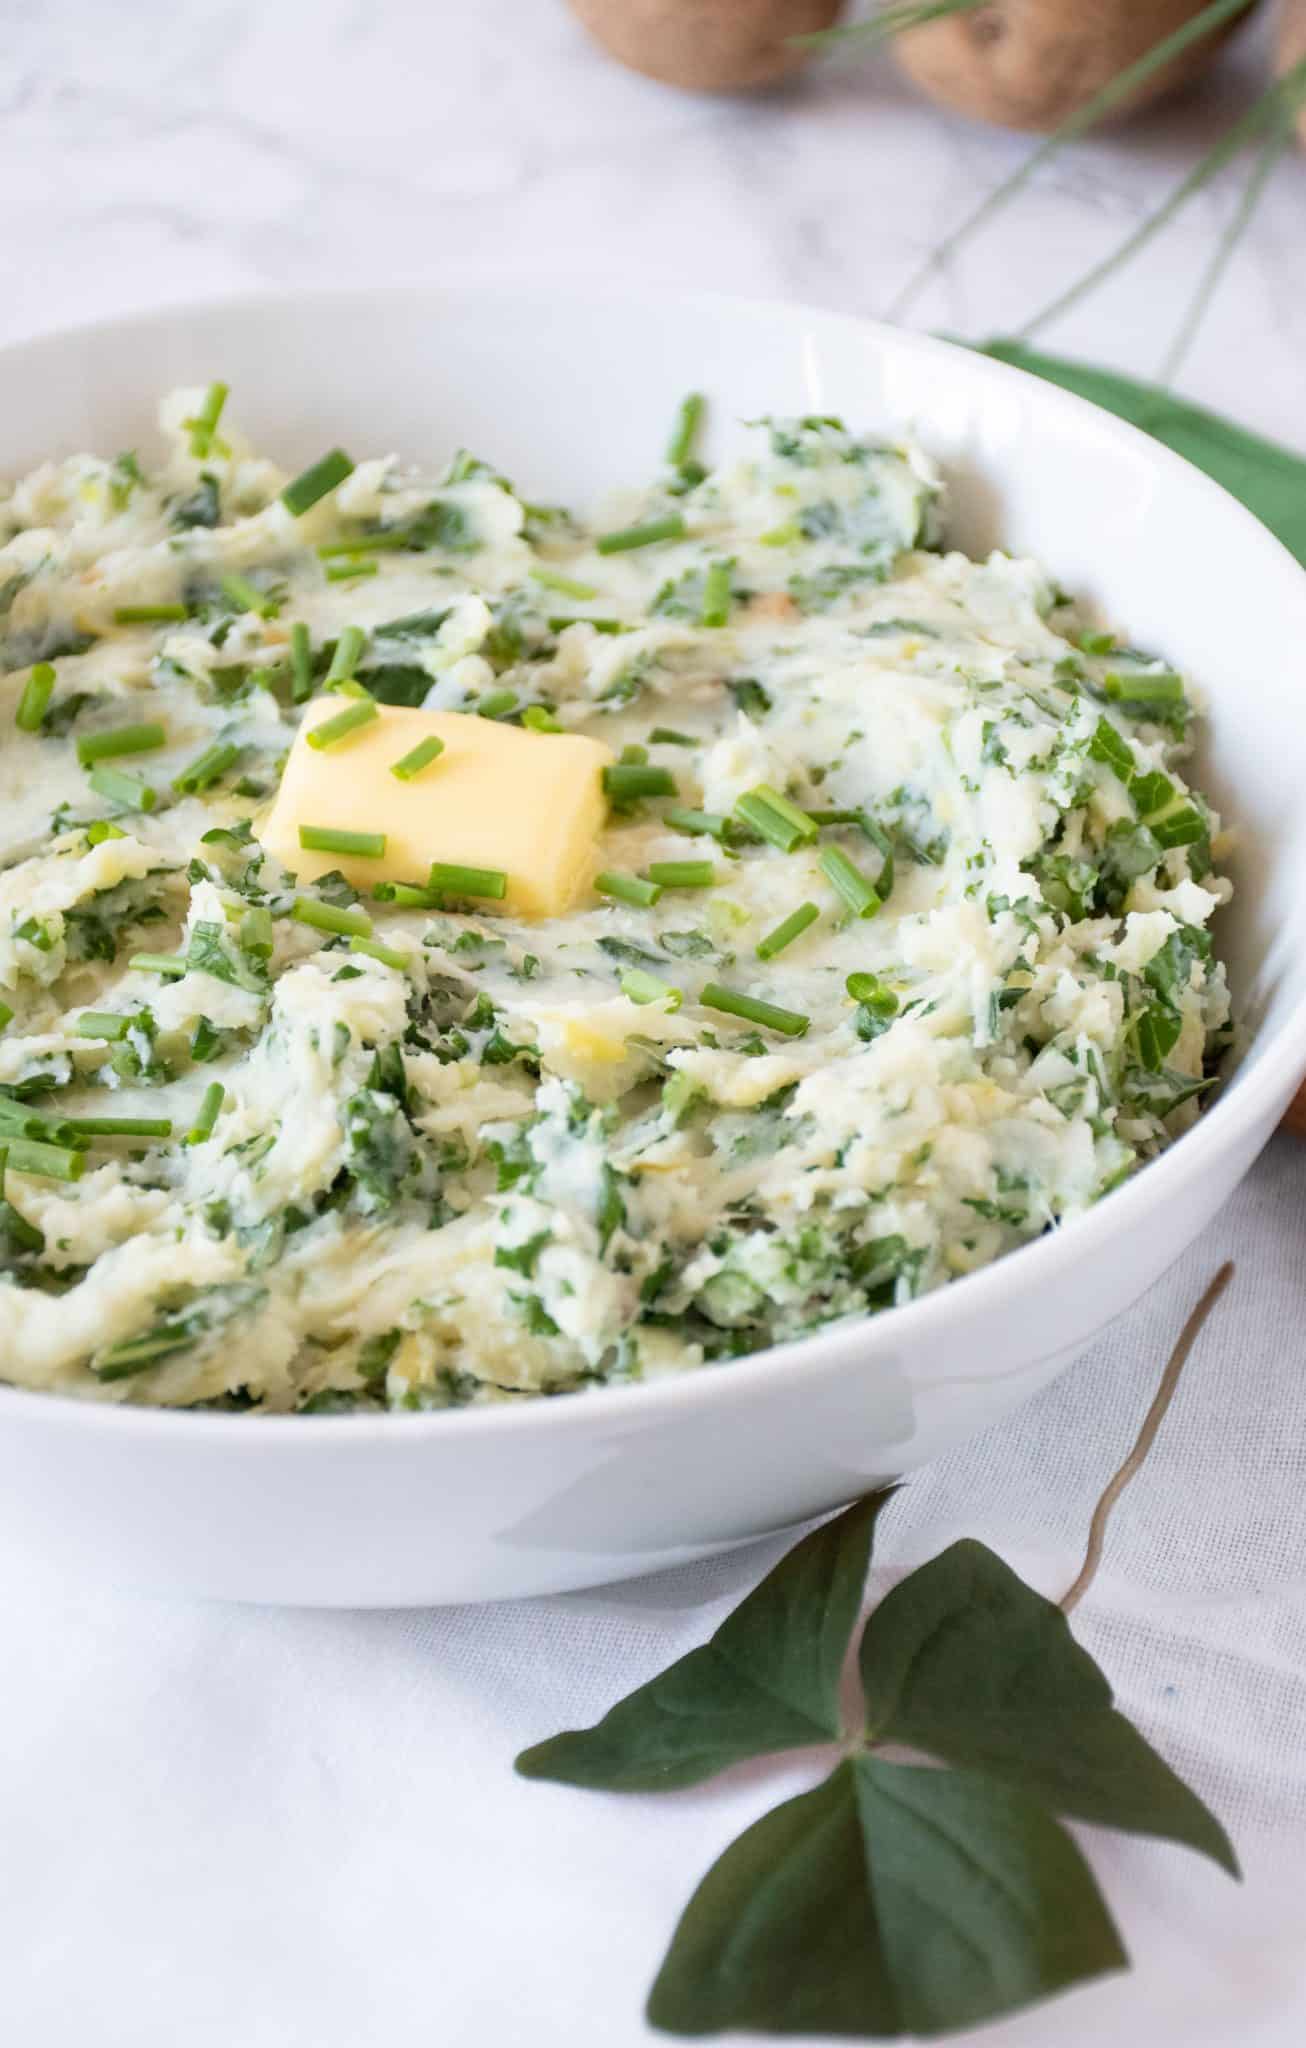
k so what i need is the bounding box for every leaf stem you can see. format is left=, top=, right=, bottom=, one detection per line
left=1159, top=114, right=1295, bottom=388
left=1060, top=1261, right=1233, bottom=1614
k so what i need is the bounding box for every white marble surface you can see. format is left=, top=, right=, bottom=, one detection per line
left=1, top=0, right=1303, bottom=444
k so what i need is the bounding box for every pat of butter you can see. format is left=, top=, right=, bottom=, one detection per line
left=262, top=699, right=614, bottom=919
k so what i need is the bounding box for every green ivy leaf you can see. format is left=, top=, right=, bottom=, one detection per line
left=516, top=1490, right=895, bottom=1791
left=647, top=1755, right=1126, bottom=2038
left=859, top=1539, right=1238, bottom=1876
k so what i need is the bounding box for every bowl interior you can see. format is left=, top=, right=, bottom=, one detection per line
left=4, top=284, right=1304, bottom=1090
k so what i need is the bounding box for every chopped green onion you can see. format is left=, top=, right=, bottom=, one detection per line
left=15, top=663, right=55, bottom=732
left=326, top=624, right=366, bottom=685
left=666, top=392, right=705, bottom=470
left=87, top=765, right=157, bottom=811
left=74, top=1011, right=132, bottom=1040
left=428, top=862, right=508, bottom=901
left=5, top=1138, right=85, bottom=1181
left=325, top=559, right=378, bottom=584
left=620, top=744, right=648, bottom=765
left=113, top=603, right=188, bottom=624
left=646, top=860, right=715, bottom=890
left=240, top=906, right=274, bottom=959
left=1103, top=669, right=1186, bottom=706
left=130, top=952, right=188, bottom=977
left=317, top=533, right=409, bottom=557
left=289, top=621, right=314, bottom=702
left=185, top=1082, right=226, bottom=1146
left=530, top=567, right=598, bottom=600
left=476, top=689, right=518, bottom=720
left=521, top=705, right=562, bottom=733
left=621, top=969, right=681, bottom=1009
left=299, top=825, right=387, bottom=859
left=390, top=735, right=445, bottom=781
left=68, top=1116, right=172, bottom=1139
left=305, top=698, right=378, bottom=750
left=820, top=845, right=882, bottom=919
left=734, top=784, right=818, bottom=852
left=758, top=522, right=801, bottom=548
left=665, top=807, right=729, bottom=841
left=700, top=983, right=809, bottom=1039
left=350, top=935, right=411, bottom=971
left=281, top=448, right=354, bottom=518
left=187, top=381, right=228, bottom=458
left=94, top=1323, right=198, bottom=1378
left=173, top=740, right=239, bottom=795
left=373, top=880, right=442, bottom=908
left=596, top=870, right=662, bottom=909
left=220, top=572, right=279, bottom=619
left=86, top=820, right=126, bottom=845
left=547, top=615, right=630, bottom=636
left=648, top=727, right=696, bottom=747
left=1076, top=630, right=1117, bottom=656
left=756, top=902, right=820, bottom=960
left=596, top=514, right=686, bottom=556
left=602, top=763, right=677, bottom=802
left=77, top=722, right=167, bottom=767
left=290, top=897, right=372, bottom=938
left=0, top=1002, right=12, bottom=1031
left=701, top=560, right=732, bottom=629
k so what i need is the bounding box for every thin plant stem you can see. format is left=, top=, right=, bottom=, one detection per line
left=1160, top=114, right=1296, bottom=386
left=797, top=0, right=984, bottom=50
left=885, top=0, right=1260, bottom=322
left=1060, top=1262, right=1233, bottom=1614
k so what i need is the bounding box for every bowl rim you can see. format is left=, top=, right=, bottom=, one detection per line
left=2, top=279, right=1304, bottom=1446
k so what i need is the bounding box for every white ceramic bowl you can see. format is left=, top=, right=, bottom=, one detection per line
left=1, top=286, right=1303, bottom=1607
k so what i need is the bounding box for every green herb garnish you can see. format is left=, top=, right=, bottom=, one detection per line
left=756, top=902, right=819, bottom=960
left=596, top=871, right=662, bottom=909
left=700, top=983, right=809, bottom=1038
left=15, top=663, right=55, bottom=732
left=281, top=448, right=355, bottom=517
left=645, top=861, right=714, bottom=890
left=290, top=898, right=372, bottom=938
left=597, top=515, right=687, bottom=556
left=819, top=845, right=882, bottom=919
left=113, top=603, right=188, bottom=625
left=173, top=740, right=240, bottom=796
left=306, top=698, right=378, bottom=750
left=734, top=784, right=818, bottom=853
left=77, top=722, right=167, bottom=767
left=620, top=970, right=681, bottom=1009
left=429, top=862, right=508, bottom=901
left=390, top=735, right=446, bottom=781
left=299, top=825, right=387, bottom=860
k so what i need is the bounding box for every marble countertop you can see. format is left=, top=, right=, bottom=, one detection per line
left=1, top=0, right=1302, bottom=445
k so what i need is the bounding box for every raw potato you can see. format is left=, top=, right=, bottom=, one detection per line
left=1281, top=0, right=1306, bottom=144
left=567, top=0, right=845, bottom=91
left=894, top=0, right=1244, bottom=132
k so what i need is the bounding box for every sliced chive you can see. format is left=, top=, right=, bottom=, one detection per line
left=173, top=740, right=239, bottom=795
left=734, top=784, right=818, bottom=852
left=220, top=572, right=279, bottom=619
left=185, top=1082, right=225, bottom=1146
left=428, top=862, right=508, bottom=901
left=86, top=820, right=126, bottom=845
left=548, top=615, right=631, bottom=636
left=68, top=1116, right=172, bottom=1139
left=648, top=727, right=695, bottom=747
left=289, top=621, right=314, bottom=702
left=758, top=522, right=801, bottom=548
left=521, top=705, right=562, bottom=733
left=130, top=952, right=188, bottom=976
left=665, top=806, right=729, bottom=841
left=701, top=559, right=732, bottom=628
left=700, top=983, right=809, bottom=1039
left=0, top=1001, right=12, bottom=1031
left=476, top=689, right=518, bottom=720
left=819, top=845, right=882, bottom=919
left=326, top=624, right=366, bottom=685
left=350, top=935, right=411, bottom=971
left=240, top=906, right=274, bottom=959
left=281, top=448, right=355, bottom=518
left=113, top=603, right=188, bottom=625
left=390, top=735, right=445, bottom=780
left=87, top=765, right=157, bottom=812
left=299, top=824, right=387, bottom=859
left=74, top=1011, right=132, bottom=1040
left=1077, top=630, right=1117, bottom=655
left=317, top=533, right=409, bottom=557
left=646, top=860, right=715, bottom=890
left=77, top=722, right=167, bottom=767
left=596, top=870, right=661, bottom=909
left=621, top=969, right=681, bottom=1009
left=325, top=559, right=379, bottom=583
left=666, top=392, right=705, bottom=469
left=620, top=744, right=649, bottom=765
left=305, top=698, right=378, bottom=750
left=1103, top=669, right=1186, bottom=706
left=188, top=380, right=228, bottom=457
left=373, top=880, right=442, bottom=908
left=15, top=663, right=55, bottom=732
left=94, top=1323, right=195, bottom=1378
left=756, top=902, right=820, bottom=961
left=596, top=514, right=686, bottom=556
left=290, top=897, right=372, bottom=938
left=530, top=567, right=598, bottom=600
left=4, top=1138, right=85, bottom=1181
left=602, top=763, right=677, bottom=802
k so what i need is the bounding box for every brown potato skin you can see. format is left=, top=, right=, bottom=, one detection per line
left=567, top=0, right=845, bottom=91
left=894, top=0, right=1246, bottom=132
left=1281, top=0, right=1306, bottom=145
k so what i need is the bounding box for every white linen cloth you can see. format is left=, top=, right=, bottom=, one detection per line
left=1, top=1134, right=1303, bottom=2046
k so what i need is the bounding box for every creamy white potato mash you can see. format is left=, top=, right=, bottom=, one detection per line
left=0, top=391, right=1231, bottom=1409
